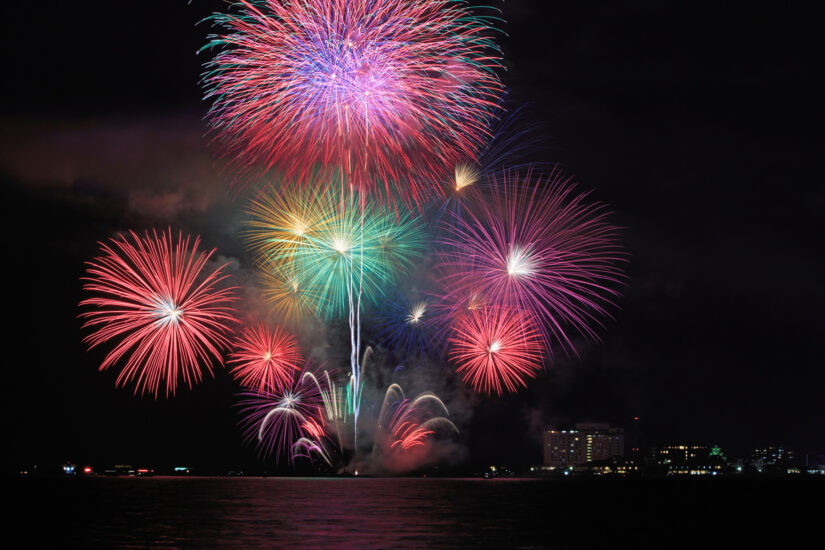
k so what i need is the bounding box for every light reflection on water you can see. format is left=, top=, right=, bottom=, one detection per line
left=11, top=476, right=814, bottom=549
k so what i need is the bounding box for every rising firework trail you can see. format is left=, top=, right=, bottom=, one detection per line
left=79, top=229, right=237, bottom=397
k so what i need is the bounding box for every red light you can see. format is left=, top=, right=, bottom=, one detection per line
left=634, top=416, right=639, bottom=421
left=83, top=467, right=92, bottom=474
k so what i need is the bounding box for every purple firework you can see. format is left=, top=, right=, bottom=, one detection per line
left=436, top=168, right=625, bottom=356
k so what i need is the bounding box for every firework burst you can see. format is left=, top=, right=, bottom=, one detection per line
left=374, top=294, right=435, bottom=359
left=79, top=229, right=237, bottom=397
left=374, top=384, right=458, bottom=455
left=201, top=0, right=503, bottom=205
left=246, top=181, right=425, bottom=318
left=448, top=306, right=545, bottom=395
left=438, top=168, right=625, bottom=355
left=237, top=362, right=329, bottom=463
left=229, top=324, right=301, bottom=392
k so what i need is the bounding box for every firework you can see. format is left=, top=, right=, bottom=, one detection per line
left=79, top=229, right=237, bottom=397
left=237, top=361, right=329, bottom=463
left=448, top=306, right=544, bottom=395
left=244, top=181, right=335, bottom=264
left=374, top=293, right=435, bottom=359
left=201, top=0, right=503, bottom=205
left=246, top=181, right=425, bottom=318
left=256, top=262, right=320, bottom=322
left=228, top=324, right=301, bottom=392
left=438, top=168, right=625, bottom=355
left=374, top=384, right=458, bottom=454
left=426, top=260, right=487, bottom=347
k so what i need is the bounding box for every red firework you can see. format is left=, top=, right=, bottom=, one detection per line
left=79, top=229, right=237, bottom=397
left=201, top=0, right=503, bottom=206
left=228, top=324, right=301, bottom=392
left=448, top=307, right=545, bottom=395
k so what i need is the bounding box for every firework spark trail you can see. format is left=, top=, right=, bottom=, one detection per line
left=375, top=384, right=458, bottom=454
left=302, top=369, right=346, bottom=450
left=201, top=0, right=504, bottom=207
left=79, top=229, right=237, bottom=397
left=238, top=361, right=329, bottom=463
left=437, top=168, right=626, bottom=357
left=228, top=324, right=301, bottom=392
left=447, top=306, right=545, bottom=395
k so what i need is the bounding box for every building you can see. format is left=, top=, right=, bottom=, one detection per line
left=652, top=444, right=725, bottom=475
left=752, top=446, right=794, bottom=466
left=543, top=423, right=624, bottom=468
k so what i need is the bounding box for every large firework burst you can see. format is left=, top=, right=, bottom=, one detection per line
left=201, top=0, right=503, bottom=205
left=79, top=229, right=237, bottom=397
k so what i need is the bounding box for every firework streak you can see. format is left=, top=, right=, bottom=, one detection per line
left=237, top=361, right=331, bottom=464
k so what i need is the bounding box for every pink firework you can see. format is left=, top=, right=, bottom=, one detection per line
left=448, top=306, right=545, bottom=395
left=79, top=229, right=237, bottom=397
left=228, top=324, right=301, bottom=392
left=201, top=0, right=503, bottom=206
left=438, top=168, right=625, bottom=355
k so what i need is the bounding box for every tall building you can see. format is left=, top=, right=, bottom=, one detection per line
left=543, top=423, right=624, bottom=467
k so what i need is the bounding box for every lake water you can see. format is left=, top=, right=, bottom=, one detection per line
left=9, top=476, right=817, bottom=548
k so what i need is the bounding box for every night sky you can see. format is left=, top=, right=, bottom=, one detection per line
left=2, top=1, right=823, bottom=473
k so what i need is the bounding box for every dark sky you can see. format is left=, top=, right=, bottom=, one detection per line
left=2, top=1, right=823, bottom=473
